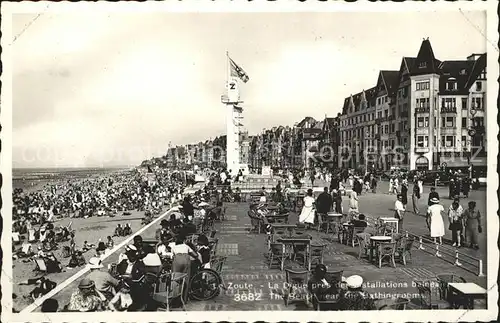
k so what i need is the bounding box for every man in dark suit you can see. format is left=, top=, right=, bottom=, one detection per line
left=316, top=187, right=333, bottom=214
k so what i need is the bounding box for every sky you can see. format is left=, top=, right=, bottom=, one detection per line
left=12, top=11, right=486, bottom=168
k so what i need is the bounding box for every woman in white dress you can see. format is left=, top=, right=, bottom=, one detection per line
left=426, top=197, right=445, bottom=256
left=299, top=189, right=316, bottom=229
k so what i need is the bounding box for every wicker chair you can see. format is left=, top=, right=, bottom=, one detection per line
left=415, top=280, right=452, bottom=309
left=436, top=274, right=467, bottom=307
left=378, top=241, right=397, bottom=268
left=268, top=243, right=286, bottom=271
left=283, top=268, right=310, bottom=306
left=396, top=236, right=415, bottom=266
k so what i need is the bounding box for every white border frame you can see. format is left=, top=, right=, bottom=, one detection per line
left=1, top=2, right=498, bottom=322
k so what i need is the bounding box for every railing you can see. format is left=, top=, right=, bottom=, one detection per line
left=415, top=107, right=430, bottom=113
left=364, top=215, right=484, bottom=277
left=441, top=107, right=457, bottom=114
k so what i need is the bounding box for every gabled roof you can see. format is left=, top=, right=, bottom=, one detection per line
left=438, top=60, right=474, bottom=94
left=412, top=38, right=441, bottom=75
left=465, top=53, right=486, bottom=89
left=380, top=70, right=399, bottom=96
left=341, top=86, right=377, bottom=115
left=297, top=116, right=317, bottom=128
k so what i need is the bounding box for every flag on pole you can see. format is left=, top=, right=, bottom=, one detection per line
left=234, top=106, right=243, bottom=113
left=229, top=56, right=249, bottom=83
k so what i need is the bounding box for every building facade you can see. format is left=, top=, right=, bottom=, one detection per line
left=339, top=38, right=487, bottom=172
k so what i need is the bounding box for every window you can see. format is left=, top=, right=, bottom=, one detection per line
left=377, top=98, right=381, bottom=105
left=475, top=81, right=482, bottom=91
left=434, top=117, right=437, bottom=127
left=462, top=98, right=467, bottom=110
left=417, top=136, right=429, bottom=148
left=384, top=110, right=388, bottom=118
left=377, top=112, right=382, bottom=119
left=391, top=124, right=395, bottom=133
left=475, top=117, right=484, bottom=127
left=417, top=117, right=424, bottom=128
left=445, top=117, right=455, bottom=128
left=479, top=69, right=486, bottom=80
left=446, top=81, right=457, bottom=91
left=461, top=117, right=467, bottom=128
left=402, top=87, right=408, bottom=98
left=391, top=140, right=395, bottom=149
left=472, top=97, right=483, bottom=110
left=442, top=98, right=456, bottom=108
left=403, top=103, right=408, bottom=112
left=385, top=97, right=388, bottom=103
left=372, top=113, right=375, bottom=120
left=416, top=81, right=430, bottom=91
left=416, top=98, right=430, bottom=108
left=391, top=107, right=396, bottom=116
left=419, top=62, right=427, bottom=68
left=384, top=125, right=389, bottom=133
left=445, top=136, right=455, bottom=147
left=461, top=136, right=467, bottom=148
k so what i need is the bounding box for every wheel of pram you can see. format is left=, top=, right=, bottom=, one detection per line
left=189, top=269, right=221, bottom=301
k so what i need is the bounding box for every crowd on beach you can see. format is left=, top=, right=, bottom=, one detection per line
left=12, top=167, right=234, bottom=312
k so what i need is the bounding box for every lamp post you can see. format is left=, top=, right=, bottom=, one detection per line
left=365, top=130, right=371, bottom=172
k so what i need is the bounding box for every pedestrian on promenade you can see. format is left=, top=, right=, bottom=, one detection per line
left=394, top=194, right=405, bottom=233
left=331, top=188, right=343, bottom=214
left=348, top=190, right=359, bottom=219
left=448, top=198, right=464, bottom=247
left=299, top=189, right=316, bottom=229
left=370, top=175, right=377, bottom=193
left=426, top=198, right=445, bottom=253
left=427, top=187, right=439, bottom=206
left=463, top=201, right=482, bottom=250
left=388, top=177, right=394, bottom=194
left=412, top=182, right=421, bottom=215
left=400, top=179, right=408, bottom=210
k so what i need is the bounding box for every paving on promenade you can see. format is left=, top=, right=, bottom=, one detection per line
left=20, top=184, right=488, bottom=312
left=183, top=193, right=487, bottom=311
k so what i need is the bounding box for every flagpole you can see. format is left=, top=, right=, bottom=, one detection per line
left=226, top=51, right=230, bottom=84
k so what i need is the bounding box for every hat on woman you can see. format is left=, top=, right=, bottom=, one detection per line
left=78, top=278, right=95, bottom=289
left=198, top=202, right=210, bottom=207
left=88, top=257, right=103, bottom=269
left=430, top=197, right=440, bottom=204
left=346, top=275, right=363, bottom=289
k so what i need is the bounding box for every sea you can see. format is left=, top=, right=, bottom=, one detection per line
left=12, top=167, right=131, bottom=190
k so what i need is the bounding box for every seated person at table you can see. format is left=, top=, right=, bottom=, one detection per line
left=337, top=275, right=375, bottom=310
left=350, top=214, right=368, bottom=228
left=196, top=234, right=211, bottom=269
left=133, top=235, right=154, bottom=259
left=116, top=249, right=146, bottom=282
left=308, top=264, right=339, bottom=309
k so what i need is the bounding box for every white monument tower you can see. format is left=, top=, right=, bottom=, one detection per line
left=221, top=53, right=249, bottom=175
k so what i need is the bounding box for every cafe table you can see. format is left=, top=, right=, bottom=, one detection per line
left=326, top=212, right=344, bottom=234
left=276, top=235, right=312, bottom=270
left=266, top=213, right=289, bottom=224
left=379, top=217, right=399, bottom=233
left=448, top=282, right=487, bottom=309
left=369, top=235, right=392, bottom=262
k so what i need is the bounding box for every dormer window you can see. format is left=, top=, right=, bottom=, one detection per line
left=479, top=69, right=486, bottom=80
left=446, top=78, right=457, bottom=91
left=419, top=62, right=427, bottom=68
left=459, top=69, right=467, bottom=75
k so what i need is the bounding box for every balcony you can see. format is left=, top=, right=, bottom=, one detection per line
left=441, top=107, right=457, bottom=114
left=415, top=107, right=430, bottom=114
left=414, top=146, right=430, bottom=153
